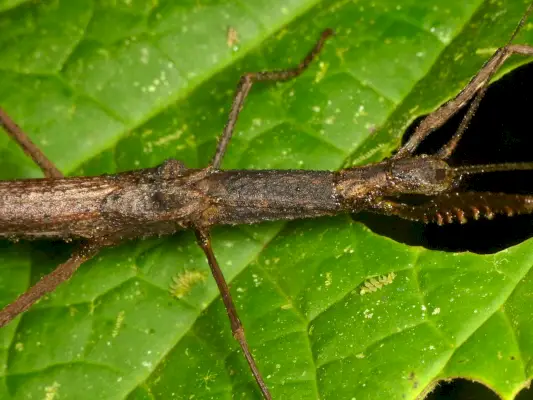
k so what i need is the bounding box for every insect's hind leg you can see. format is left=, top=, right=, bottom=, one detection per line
left=0, top=108, right=103, bottom=327
left=210, top=29, right=334, bottom=169
left=0, top=243, right=100, bottom=327
left=194, top=229, right=272, bottom=399
left=0, top=107, right=63, bottom=178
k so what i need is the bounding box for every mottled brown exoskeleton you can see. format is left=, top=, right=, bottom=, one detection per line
left=2, top=4, right=533, bottom=399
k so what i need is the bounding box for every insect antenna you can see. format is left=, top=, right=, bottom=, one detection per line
left=453, top=161, right=533, bottom=176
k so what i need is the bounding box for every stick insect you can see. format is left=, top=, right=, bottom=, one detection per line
left=2, top=1, right=533, bottom=399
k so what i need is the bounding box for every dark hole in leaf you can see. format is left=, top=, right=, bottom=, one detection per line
left=29, top=240, right=76, bottom=280
left=516, top=383, right=533, bottom=399
left=355, top=62, right=533, bottom=254
left=424, top=378, right=499, bottom=400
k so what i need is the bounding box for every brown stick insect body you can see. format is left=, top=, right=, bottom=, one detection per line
left=2, top=5, right=533, bottom=399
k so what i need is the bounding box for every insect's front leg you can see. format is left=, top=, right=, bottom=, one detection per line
left=395, top=3, right=533, bottom=159
left=368, top=192, right=533, bottom=225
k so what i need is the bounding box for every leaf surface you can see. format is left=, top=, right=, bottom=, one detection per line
left=1, top=0, right=533, bottom=399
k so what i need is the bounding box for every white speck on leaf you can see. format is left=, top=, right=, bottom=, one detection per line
left=325, top=272, right=332, bottom=287
left=140, top=47, right=150, bottom=64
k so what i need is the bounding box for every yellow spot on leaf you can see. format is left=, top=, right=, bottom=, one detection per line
left=325, top=272, right=332, bottom=287
left=44, top=382, right=60, bottom=400
left=112, top=311, right=125, bottom=338
left=226, top=26, right=239, bottom=48
left=315, top=61, right=329, bottom=83
left=170, top=270, right=208, bottom=299
left=360, top=272, right=397, bottom=295
left=335, top=47, right=348, bottom=64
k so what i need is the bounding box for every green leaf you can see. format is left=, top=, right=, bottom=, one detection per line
left=1, top=0, right=533, bottom=399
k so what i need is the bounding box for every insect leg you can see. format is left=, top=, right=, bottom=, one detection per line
left=0, top=109, right=105, bottom=328
left=210, top=29, right=334, bottom=169
left=0, top=107, right=63, bottom=178
left=0, top=242, right=99, bottom=327
left=395, top=3, right=533, bottom=159
left=369, top=192, right=533, bottom=225
left=194, top=229, right=271, bottom=400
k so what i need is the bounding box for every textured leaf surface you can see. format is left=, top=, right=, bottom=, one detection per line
left=1, top=0, right=533, bottom=399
